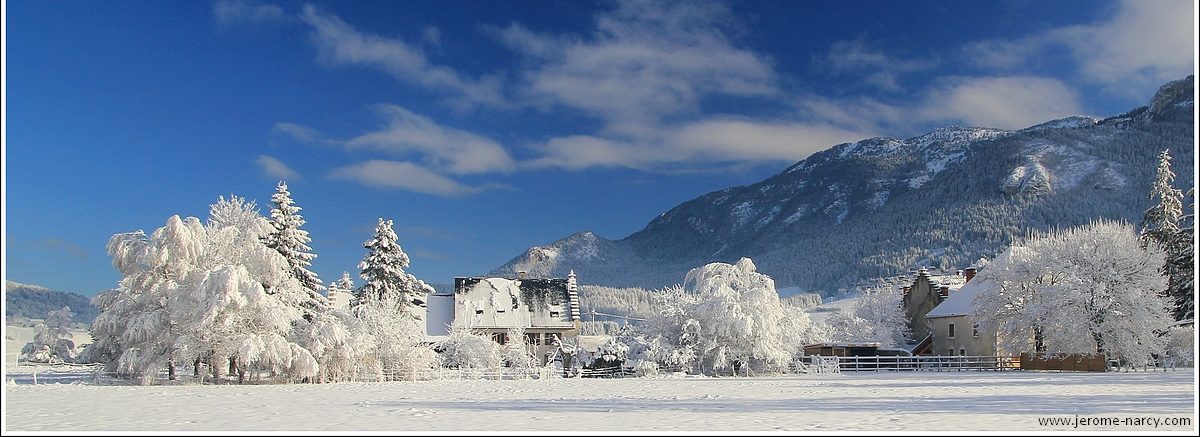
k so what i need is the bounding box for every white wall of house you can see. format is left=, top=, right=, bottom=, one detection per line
left=929, top=315, right=998, bottom=356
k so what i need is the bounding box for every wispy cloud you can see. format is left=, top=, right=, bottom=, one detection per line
left=496, top=0, right=778, bottom=136
left=793, top=76, right=1085, bottom=134
left=277, top=104, right=515, bottom=174
left=964, top=0, right=1194, bottom=98
left=329, top=160, right=499, bottom=197
left=526, top=118, right=870, bottom=170
left=255, top=155, right=302, bottom=181
left=343, top=105, right=515, bottom=175
left=27, top=238, right=89, bottom=260
left=816, top=39, right=938, bottom=92
left=916, top=76, right=1085, bottom=130
left=299, top=4, right=504, bottom=109
left=213, top=0, right=286, bottom=28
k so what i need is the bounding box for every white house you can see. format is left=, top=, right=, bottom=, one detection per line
left=426, top=271, right=582, bottom=363
left=924, top=276, right=1012, bottom=357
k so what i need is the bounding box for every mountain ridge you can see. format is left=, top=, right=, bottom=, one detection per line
left=493, top=75, right=1196, bottom=293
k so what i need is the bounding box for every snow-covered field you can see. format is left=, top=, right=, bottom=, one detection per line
left=3, top=366, right=1194, bottom=432
left=805, top=292, right=862, bottom=325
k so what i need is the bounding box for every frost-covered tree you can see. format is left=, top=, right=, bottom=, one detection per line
left=351, top=297, right=436, bottom=381
left=354, top=218, right=433, bottom=316
left=1164, top=189, right=1195, bottom=321
left=826, top=286, right=909, bottom=349
left=93, top=215, right=204, bottom=382
left=973, top=221, right=1172, bottom=366
left=501, top=326, right=537, bottom=375
left=94, top=196, right=326, bottom=384
left=293, top=309, right=377, bottom=383
left=21, top=306, right=79, bottom=363
left=262, top=182, right=327, bottom=313
left=631, top=258, right=825, bottom=375
left=1140, top=150, right=1192, bottom=321
left=1141, top=150, right=1183, bottom=248
left=436, top=326, right=502, bottom=370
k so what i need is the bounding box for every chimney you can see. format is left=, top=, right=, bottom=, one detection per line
left=963, top=267, right=977, bottom=283
left=518, top=270, right=527, bottom=280
left=939, top=286, right=949, bottom=298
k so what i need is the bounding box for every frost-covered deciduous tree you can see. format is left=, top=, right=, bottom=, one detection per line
left=21, top=306, right=79, bottom=363
left=973, top=221, right=1172, bottom=366
left=501, top=326, right=537, bottom=375
left=631, top=258, right=825, bottom=375
left=94, top=215, right=204, bottom=382
left=262, top=182, right=327, bottom=313
left=436, top=326, right=502, bottom=370
left=354, top=218, right=433, bottom=317
left=351, top=297, right=435, bottom=381
left=825, top=286, right=909, bottom=349
left=94, top=196, right=329, bottom=384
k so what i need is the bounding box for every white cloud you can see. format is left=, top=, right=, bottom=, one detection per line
left=330, top=160, right=485, bottom=197
left=965, top=0, right=1194, bottom=98
left=344, top=105, right=516, bottom=175
left=255, top=155, right=302, bottom=181
left=526, top=118, right=871, bottom=170
left=213, top=0, right=286, bottom=27
left=817, top=39, right=938, bottom=92
left=498, top=0, right=778, bottom=135
left=277, top=105, right=516, bottom=175
left=299, top=5, right=503, bottom=108
left=917, top=76, right=1085, bottom=130
left=1055, top=0, right=1194, bottom=93
left=272, top=122, right=331, bottom=144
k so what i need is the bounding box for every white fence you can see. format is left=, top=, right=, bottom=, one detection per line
left=802, top=355, right=1021, bottom=372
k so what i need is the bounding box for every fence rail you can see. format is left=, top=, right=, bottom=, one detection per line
left=804, top=355, right=1021, bottom=372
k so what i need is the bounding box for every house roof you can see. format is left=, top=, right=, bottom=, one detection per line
left=452, top=275, right=580, bottom=329
left=925, top=278, right=993, bottom=319
left=802, top=342, right=883, bottom=349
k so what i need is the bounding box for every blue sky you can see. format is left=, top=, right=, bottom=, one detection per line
left=5, top=0, right=1195, bottom=296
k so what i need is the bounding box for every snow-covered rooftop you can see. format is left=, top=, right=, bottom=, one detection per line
left=925, top=278, right=993, bottom=319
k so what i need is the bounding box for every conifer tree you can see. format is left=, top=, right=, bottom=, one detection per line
left=1140, top=150, right=1192, bottom=320
left=263, top=181, right=327, bottom=311
left=354, top=218, right=432, bottom=317
left=1166, top=189, right=1195, bottom=320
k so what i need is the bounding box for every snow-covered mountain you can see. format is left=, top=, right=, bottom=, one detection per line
left=494, top=76, right=1195, bottom=294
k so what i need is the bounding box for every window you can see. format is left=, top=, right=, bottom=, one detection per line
left=549, top=311, right=560, bottom=317
left=491, top=332, right=508, bottom=345
left=948, top=323, right=956, bottom=339
left=960, top=348, right=966, bottom=356
left=525, top=333, right=540, bottom=345
left=972, top=323, right=979, bottom=337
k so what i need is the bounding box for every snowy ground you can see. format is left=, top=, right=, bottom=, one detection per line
left=805, top=292, right=862, bottom=325
left=3, top=366, right=1194, bottom=432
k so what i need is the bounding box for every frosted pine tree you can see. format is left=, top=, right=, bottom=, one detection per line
left=1141, top=150, right=1183, bottom=247
left=1167, top=189, right=1195, bottom=320
left=354, top=218, right=433, bottom=316
left=263, top=181, right=327, bottom=313
left=1140, top=150, right=1191, bottom=321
